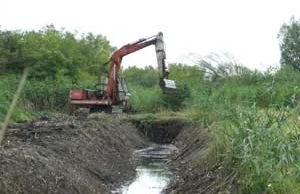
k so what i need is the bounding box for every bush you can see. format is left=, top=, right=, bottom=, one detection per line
left=129, top=86, right=164, bottom=113
left=23, top=78, right=75, bottom=112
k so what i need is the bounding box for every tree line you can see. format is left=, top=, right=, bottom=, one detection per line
left=0, top=25, right=114, bottom=82
left=1, top=16, right=300, bottom=79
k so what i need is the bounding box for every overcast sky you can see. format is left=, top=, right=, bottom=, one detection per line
left=1, top=0, right=300, bottom=71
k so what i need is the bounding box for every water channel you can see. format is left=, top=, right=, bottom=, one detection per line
left=113, top=145, right=177, bottom=194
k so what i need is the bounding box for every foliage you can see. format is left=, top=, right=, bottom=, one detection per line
left=0, top=25, right=113, bottom=82
left=161, top=82, right=191, bottom=111
left=278, top=17, right=300, bottom=71
left=188, top=55, right=300, bottom=193
left=0, top=75, right=32, bottom=121
left=124, top=60, right=300, bottom=113
left=222, top=106, right=300, bottom=193
left=1, top=74, right=97, bottom=122
left=23, top=78, right=73, bottom=112
left=124, top=64, right=194, bottom=111
left=195, top=52, right=251, bottom=81
left=123, top=65, right=158, bottom=88
left=128, top=86, right=163, bottom=113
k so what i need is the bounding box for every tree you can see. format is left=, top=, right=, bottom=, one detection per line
left=278, top=17, right=300, bottom=71
left=123, top=65, right=158, bottom=88
left=0, top=30, right=25, bottom=73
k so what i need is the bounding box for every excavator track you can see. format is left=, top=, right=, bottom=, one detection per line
left=74, top=108, right=90, bottom=119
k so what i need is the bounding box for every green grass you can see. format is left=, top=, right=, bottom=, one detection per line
left=0, top=68, right=29, bottom=144
left=23, top=78, right=73, bottom=112
left=0, top=75, right=32, bottom=122
left=0, top=74, right=77, bottom=122
left=193, top=88, right=300, bottom=193
left=128, top=86, right=164, bottom=113
left=219, top=106, right=300, bottom=193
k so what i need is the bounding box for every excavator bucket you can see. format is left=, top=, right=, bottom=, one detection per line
left=160, top=79, right=176, bottom=93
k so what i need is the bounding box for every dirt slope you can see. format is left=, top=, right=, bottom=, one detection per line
left=164, top=125, right=236, bottom=194
left=0, top=113, right=147, bottom=194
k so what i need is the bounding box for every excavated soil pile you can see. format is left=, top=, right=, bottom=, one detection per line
left=0, top=113, right=147, bottom=194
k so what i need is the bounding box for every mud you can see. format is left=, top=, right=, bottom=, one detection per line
left=0, top=113, right=147, bottom=194
left=131, top=118, right=186, bottom=144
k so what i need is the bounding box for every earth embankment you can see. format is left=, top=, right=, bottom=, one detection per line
left=0, top=113, right=146, bottom=194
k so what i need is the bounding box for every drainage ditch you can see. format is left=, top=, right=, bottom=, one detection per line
left=113, top=118, right=186, bottom=194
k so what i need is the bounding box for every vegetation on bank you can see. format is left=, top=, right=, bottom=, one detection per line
left=1, top=17, right=300, bottom=193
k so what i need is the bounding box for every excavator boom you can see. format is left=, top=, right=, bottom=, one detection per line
left=106, top=32, right=176, bottom=103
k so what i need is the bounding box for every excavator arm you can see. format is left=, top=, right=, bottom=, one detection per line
left=106, top=32, right=176, bottom=103
left=155, top=32, right=176, bottom=91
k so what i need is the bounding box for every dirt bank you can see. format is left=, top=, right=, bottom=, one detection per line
left=0, top=113, right=147, bottom=194
left=130, top=116, right=186, bottom=144
left=164, top=124, right=236, bottom=194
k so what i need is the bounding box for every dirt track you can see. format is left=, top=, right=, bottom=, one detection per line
left=0, top=113, right=147, bottom=194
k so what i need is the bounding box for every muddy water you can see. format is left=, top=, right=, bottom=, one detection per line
left=114, top=145, right=177, bottom=194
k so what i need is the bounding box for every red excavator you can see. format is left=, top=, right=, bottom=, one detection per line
left=69, top=32, right=176, bottom=113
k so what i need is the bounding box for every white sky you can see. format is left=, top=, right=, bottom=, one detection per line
left=1, top=0, right=300, bottom=71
